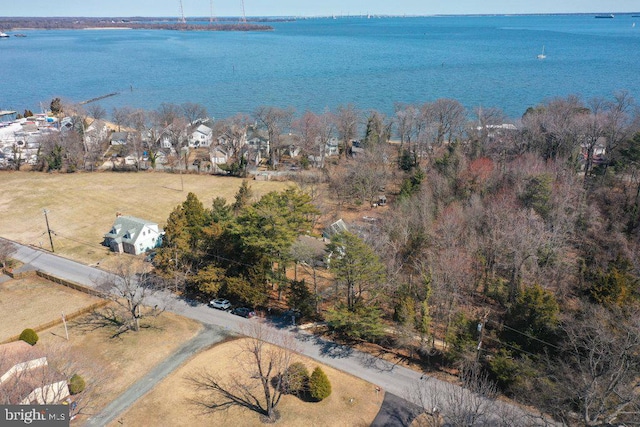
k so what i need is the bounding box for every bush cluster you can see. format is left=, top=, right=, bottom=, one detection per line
left=309, top=367, right=331, bottom=401
left=68, top=374, right=86, bottom=395
left=281, top=362, right=309, bottom=396
left=19, top=328, right=38, bottom=346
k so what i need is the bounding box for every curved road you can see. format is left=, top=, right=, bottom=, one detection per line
left=5, top=239, right=552, bottom=426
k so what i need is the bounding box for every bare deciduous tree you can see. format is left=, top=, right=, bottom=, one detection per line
left=181, top=102, right=208, bottom=125
left=187, top=322, right=297, bottom=423
left=409, top=364, right=537, bottom=427
left=86, top=104, right=106, bottom=121
left=96, top=260, right=166, bottom=333
left=0, top=238, right=16, bottom=269
left=541, top=304, right=640, bottom=426
left=334, top=103, right=359, bottom=159
left=254, top=106, right=294, bottom=168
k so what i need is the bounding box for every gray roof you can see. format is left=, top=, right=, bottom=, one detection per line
left=104, top=216, right=160, bottom=244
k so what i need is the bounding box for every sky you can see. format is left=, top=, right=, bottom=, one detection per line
left=2, top=0, right=638, bottom=17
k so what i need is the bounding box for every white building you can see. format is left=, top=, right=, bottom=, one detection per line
left=103, top=215, right=164, bottom=255
left=188, top=124, right=213, bottom=148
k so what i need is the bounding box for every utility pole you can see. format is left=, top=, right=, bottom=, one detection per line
left=43, top=208, right=54, bottom=252
left=476, top=310, right=489, bottom=361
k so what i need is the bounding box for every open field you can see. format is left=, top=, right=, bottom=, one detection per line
left=0, top=171, right=289, bottom=264
left=37, top=308, right=203, bottom=424
left=0, top=276, right=102, bottom=342
left=110, top=337, right=382, bottom=427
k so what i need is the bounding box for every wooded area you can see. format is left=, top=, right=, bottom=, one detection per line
left=9, top=90, right=640, bottom=425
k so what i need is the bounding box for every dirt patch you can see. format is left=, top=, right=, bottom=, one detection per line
left=0, top=171, right=290, bottom=265
left=0, top=276, right=102, bottom=342
left=36, top=308, right=202, bottom=423
left=110, top=338, right=382, bottom=427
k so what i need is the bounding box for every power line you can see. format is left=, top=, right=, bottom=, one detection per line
left=487, top=319, right=560, bottom=351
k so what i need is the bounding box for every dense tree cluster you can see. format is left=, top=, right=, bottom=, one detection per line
left=154, top=184, right=319, bottom=308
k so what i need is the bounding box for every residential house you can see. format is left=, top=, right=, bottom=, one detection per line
left=154, top=124, right=187, bottom=150
left=308, top=137, right=340, bottom=168
left=85, top=119, right=109, bottom=148
left=216, top=131, right=247, bottom=159
left=246, top=134, right=270, bottom=166
left=0, top=341, right=70, bottom=405
left=210, top=146, right=229, bottom=172
left=323, top=219, right=348, bottom=239
left=103, top=215, right=164, bottom=255
left=326, top=137, right=340, bottom=156
left=188, top=124, right=213, bottom=148
left=110, top=131, right=130, bottom=146
left=581, top=136, right=608, bottom=167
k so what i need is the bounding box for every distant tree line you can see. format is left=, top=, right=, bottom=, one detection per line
left=0, top=17, right=272, bottom=31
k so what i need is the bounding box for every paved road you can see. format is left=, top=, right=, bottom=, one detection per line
left=5, top=239, right=552, bottom=426
left=371, top=392, right=423, bottom=427
left=84, top=325, right=227, bottom=427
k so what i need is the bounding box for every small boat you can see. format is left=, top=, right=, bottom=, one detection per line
left=0, top=32, right=10, bottom=38
left=537, top=46, right=546, bottom=60
left=595, top=14, right=614, bottom=19
left=14, top=33, right=27, bottom=37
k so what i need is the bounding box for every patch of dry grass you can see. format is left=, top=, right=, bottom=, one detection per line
left=37, top=308, right=203, bottom=423
left=110, top=338, right=382, bottom=427
left=0, top=171, right=289, bottom=264
left=0, top=276, right=102, bottom=342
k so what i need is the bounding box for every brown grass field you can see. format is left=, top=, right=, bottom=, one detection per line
left=37, top=308, right=203, bottom=424
left=109, top=337, right=383, bottom=427
left=0, top=276, right=102, bottom=342
left=0, top=171, right=289, bottom=264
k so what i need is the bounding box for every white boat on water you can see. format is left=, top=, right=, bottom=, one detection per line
left=0, top=32, right=10, bottom=38
left=537, top=46, right=546, bottom=60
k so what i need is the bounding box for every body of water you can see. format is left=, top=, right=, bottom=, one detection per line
left=1, top=14, right=639, bottom=120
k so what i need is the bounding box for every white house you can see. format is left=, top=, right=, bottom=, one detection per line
left=85, top=119, right=109, bottom=147
left=210, top=146, right=229, bottom=167
left=103, top=215, right=164, bottom=255
left=188, top=124, right=213, bottom=148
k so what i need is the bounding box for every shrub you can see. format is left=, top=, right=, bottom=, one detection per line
left=19, top=328, right=38, bottom=346
left=68, top=374, right=86, bottom=395
left=281, top=362, right=309, bottom=396
left=309, top=367, right=331, bottom=401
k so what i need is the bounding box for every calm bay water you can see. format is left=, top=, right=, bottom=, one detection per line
left=1, top=14, right=639, bottom=119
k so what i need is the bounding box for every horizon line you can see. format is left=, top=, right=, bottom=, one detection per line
left=2, top=12, right=640, bottom=19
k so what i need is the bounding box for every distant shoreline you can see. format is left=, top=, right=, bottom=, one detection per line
left=83, top=27, right=132, bottom=30
left=0, top=17, right=275, bottom=32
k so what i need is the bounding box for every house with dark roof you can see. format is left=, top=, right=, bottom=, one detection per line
left=103, top=215, right=164, bottom=255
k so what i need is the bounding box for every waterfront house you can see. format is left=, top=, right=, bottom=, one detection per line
left=188, top=124, right=213, bottom=148
left=85, top=119, right=109, bottom=147
left=103, top=214, right=163, bottom=255
left=110, top=131, right=130, bottom=146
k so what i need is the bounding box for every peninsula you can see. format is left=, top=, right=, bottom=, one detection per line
left=0, top=16, right=275, bottom=31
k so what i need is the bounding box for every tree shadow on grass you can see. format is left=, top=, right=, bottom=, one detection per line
left=70, top=307, right=133, bottom=339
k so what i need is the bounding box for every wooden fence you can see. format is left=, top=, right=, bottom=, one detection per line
left=1, top=271, right=109, bottom=344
